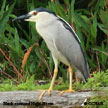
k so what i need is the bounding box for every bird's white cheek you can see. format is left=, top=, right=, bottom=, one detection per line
left=25, top=17, right=37, bottom=22
left=25, top=19, right=30, bottom=21
left=25, top=19, right=34, bottom=22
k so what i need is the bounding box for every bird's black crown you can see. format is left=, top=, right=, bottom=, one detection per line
left=35, top=8, right=56, bottom=15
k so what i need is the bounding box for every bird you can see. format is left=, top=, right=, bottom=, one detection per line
left=13, top=7, right=90, bottom=100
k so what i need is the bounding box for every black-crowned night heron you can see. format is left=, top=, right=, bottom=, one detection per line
left=13, top=8, right=90, bottom=100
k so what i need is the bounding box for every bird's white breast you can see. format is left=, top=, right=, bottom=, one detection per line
left=36, top=19, right=69, bottom=65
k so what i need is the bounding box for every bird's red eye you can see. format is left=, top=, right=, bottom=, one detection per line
left=33, top=12, right=37, bottom=15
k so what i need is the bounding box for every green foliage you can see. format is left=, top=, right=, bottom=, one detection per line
left=73, top=70, right=108, bottom=91
left=0, top=76, right=49, bottom=91
left=0, top=71, right=108, bottom=92
left=84, top=71, right=108, bottom=90
left=0, top=79, right=15, bottom=91
left=17, top=76, right=36, bottom=90
left=0, top=0, right=15, bottom=34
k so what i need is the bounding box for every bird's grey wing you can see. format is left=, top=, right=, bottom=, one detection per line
left=54, top=17, right=90, bottom=81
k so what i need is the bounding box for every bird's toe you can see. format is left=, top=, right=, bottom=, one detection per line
left=38, top=90, right=46, bottom=101
left=38, top=88, right=53, bottom=101
left=59, top=89, right=75, bottom=96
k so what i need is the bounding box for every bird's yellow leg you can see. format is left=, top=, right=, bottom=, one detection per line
left=38, top=67, right=58, bottom=100
left=49, top=68, right=58, bottom=92
left=59, top=66, right=75, bottom=96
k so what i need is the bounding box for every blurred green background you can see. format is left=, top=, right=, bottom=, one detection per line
left=0, top=0, right=108, bottom=83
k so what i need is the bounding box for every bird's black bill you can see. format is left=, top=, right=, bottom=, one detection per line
left=12, top=14, right=31, bottom=22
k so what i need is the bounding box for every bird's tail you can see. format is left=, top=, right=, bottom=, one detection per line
left=76, top=62, right=90, bottom=82
left=82, top=61, right=90, bottom=82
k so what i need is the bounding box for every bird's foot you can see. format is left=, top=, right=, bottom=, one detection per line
left=59, top=89, right=75, bottom=96
left=38, top=88, right=52, bottom=101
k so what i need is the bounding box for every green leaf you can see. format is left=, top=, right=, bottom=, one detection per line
left=95, top=0, right=106, bottom=12
left=14, top=28, right=22, bottom=56
left=98, top=23, right=108, bottom=35
left=93, top=44, right=108, bottom=68
left=99, top=10, right=108, bottom=27
left=71, top=0, right=75, bottom=16
left=90, top=14, right=97, bottom=39
left=74, top=13, right=89, bottom=33
left=0, top=2, right=15, bottom=34
left=63, top=0, right=69, bottom=6
left=0, top=0, right=6, bottom=18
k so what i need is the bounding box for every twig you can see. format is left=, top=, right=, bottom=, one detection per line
left=95, top=50, right=108, bottom=56
left=105, top=0, right=108, bottom=8
left=50, top=0, right=55, bottom=2
left=21, top=42, right=52, bottom=79
left=70, top=23, right=76, bottom=31
left=96, top=51, right=100, bottom=72
left=0, top=69, right=18, bottom=84
left=39, top=49, right=53, bottom=79
left=0, top=48, right=24, bottom=80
